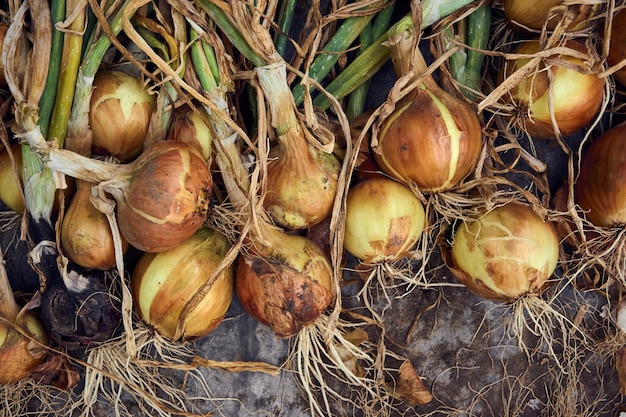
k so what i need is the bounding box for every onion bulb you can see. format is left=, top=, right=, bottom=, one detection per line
left=0, top=24, right=7, bottom=87
left=61, top=179, right=129, bottom=270
left=0, top=143, right=25, bottom=213
left=575, top=123, right=626, bottom=227
left=608, top=9, right=626, bottom=87
left=167, top=106, right=213, bottom=162
left=131, top=226, right=234, bottom=341
left=236, top=226, right=334, bottom=338
left=503, top=0, right=597, bottom=32
left=449, top=202, right=560, bottom=301
left=373, top=16, right=483, bottom=193
left=90, top=70, right=156, bottom=161
left=344, top=176, right=426, bottom=263
left=500, top=39, right=604, bottom=139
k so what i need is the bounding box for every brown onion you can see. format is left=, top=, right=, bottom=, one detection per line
left=575, top=123, right=626, bottom=227
left=132, top=226, right=234, bottom=341
left=344, top=176, right=426, bottom=263
left=503, top=0, right=597, bottom=32
left=236, top=226, right=334, bottom=338
left=0, top=143, right=25, bottom=213
left=61, top=179, right=129, bottom=270
left=449, top=202, right=560, bottom=301
left=608, top=9, right=626, bottom=87
left=500, top=39, right=604, bottom=139
left=90, top=70, right=156, bottom=161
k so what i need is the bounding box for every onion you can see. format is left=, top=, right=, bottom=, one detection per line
left=131, top=226, right=234, bottom=341
left=0, top=24, right=7, bottom=87
left=167, top=106, right=213, bottom=162
left=503, top=0, right=597, bottom=32
left=449, top=202, right=560, bottom=301
left=61, top=179, right=129, bottom=270
left=235, top=226, right=334, bottom=338
left=0, top=143, right=25, bottom=213
left=608, top=9, right=626, bottom=87
left=344, top=176, right=426, bottom=263
left=373, top=17, right=483, bottom=193
left=575, top=123, right=626, bottom=227
left=500, top=39, right=604, bottom=139
left=90, top=70, right=156, bottom=161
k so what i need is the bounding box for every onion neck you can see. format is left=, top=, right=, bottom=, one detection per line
left=256, top=62, right=300, bottom=137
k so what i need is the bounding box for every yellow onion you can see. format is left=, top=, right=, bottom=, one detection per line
left=61, top=179, right=129, bottom=270
left=449, top=202, right=560, bottom=301
left=131, top=227, right=234, bottom=341
left=0, top=143, right=25, bottom=213
left=575, top=123, right=626, bottom=227
left=90, top=70, right=156, bottom=161
left=503, top=0, right=597, bottom=32
left=167, top=106, right=214, bottom=162
left=106, top=140, right=212, bottom=253
left=500, top=39, right=604, bottom=139
left=236, top=226, right=334, bottom=338
left=608, top=9, right=626, bottom=87
left=373, top=17, right=483, bottom=193
left=344, top=176, right=426, bottom=263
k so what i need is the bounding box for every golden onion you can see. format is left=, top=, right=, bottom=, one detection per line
left=503, top=0, right=597, bottom=32
left=131, top=226, right=234, bottom=341
left=344, top=176, right=426, bottom=263
left=450, top=203, right=560, bottom=301
left=0, top=143, right=25, bottom=213
left=608, top=9, right=626, bottom=87
left=575, top=123, right=626, bottom=228
left=500, top=39, right=604, bottom=139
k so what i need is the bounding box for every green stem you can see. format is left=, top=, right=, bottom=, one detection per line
left=274, top=0, right=297, bottom=58
left=190, top=27, right=219, bottom=92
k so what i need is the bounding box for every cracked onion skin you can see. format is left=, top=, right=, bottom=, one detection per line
left=374, top=81, right=483, bottom=193
left=449, top=203, right=560, bottom=302
left=575, top=123, right=626, bottom=228
left=115, top=140, right=212, bottom=253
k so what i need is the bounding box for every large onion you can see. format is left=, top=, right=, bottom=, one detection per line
left=575, top=123, right=626, bottom=227
left=500, top=39, right=604, bottom=139
left=608, top=9, right=626, bottom=87
left=131, top=226, right=234, bottom=341
left=503, top=0, right=596, bottom=32
left=449, top=202, right=560, bottom=301
left=344, top=176, right=426, bottom=263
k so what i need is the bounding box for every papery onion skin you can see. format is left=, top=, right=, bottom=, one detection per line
left=503, top=0, right=596, bottom=32
left=450, top=203, right=560, bottom=301
left=0, top=143, right=25, bottom=213
left=501, top=39, right=604, bottom=139
left=90, top=70, right=156, bottom=161
left=236, top=231, right=334, bottom=338
left=0, top=312, right=48, bottom=384
left=344, top=176, right=426, bottom=263
left=608, top=9, right=626, bottom=87
left=575, top=123, right=626, bottom=228
left=374, top=82, right=483, bottom=193
left=115, top=140, right=212, bottom=253
left=131, top=227, right=234, bottom=341
left=61, top=180, right=129, bottom=270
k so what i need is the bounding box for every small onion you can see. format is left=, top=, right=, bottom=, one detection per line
left=61, top=179, right=129, bottom=270
left=90, top=70, right=156, bottom=161
left=0, top=312, right=48, bottom=384
left=0, top=143, right=25, bottom=213
left=500, top=39, right=604, bottom=139
left=131, top=227, right=234, bottom=341
left=236, top=227, right=334, bottom=338
left=107, top=140, right=212, bottom=253
left=608, top=9, right=626, bottom=87
left=167, top=106, right=213, bottom=162
left=575, top=123, right=626, bottom=227
left=449, top=203, right=560, bottom=301
left=344, top=176, right=426, bottom=263
left=503, top=0, right=596, bottom=32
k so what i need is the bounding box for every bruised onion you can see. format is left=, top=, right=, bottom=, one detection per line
left=608, top=9, right=626, bottom=87
left=0, top=143, right=25, bottom=213
left=575, top=123, right=626, bottom=227
left=503, top=0, right=597, bottom=32
left=500, top=39, right=604, bottom=139
left=236, top=226, right=334, bottom=338
left=449, top=202, right=560, bottom=301
left=344, top=176, right=426, bottom=263
left=61, top=179, right=128, bottom=270
left=131, top=226, right=234, bottom=341
left=373, top=17, right=483, bottom=193
left=90, top=70, right=156, bottom=161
